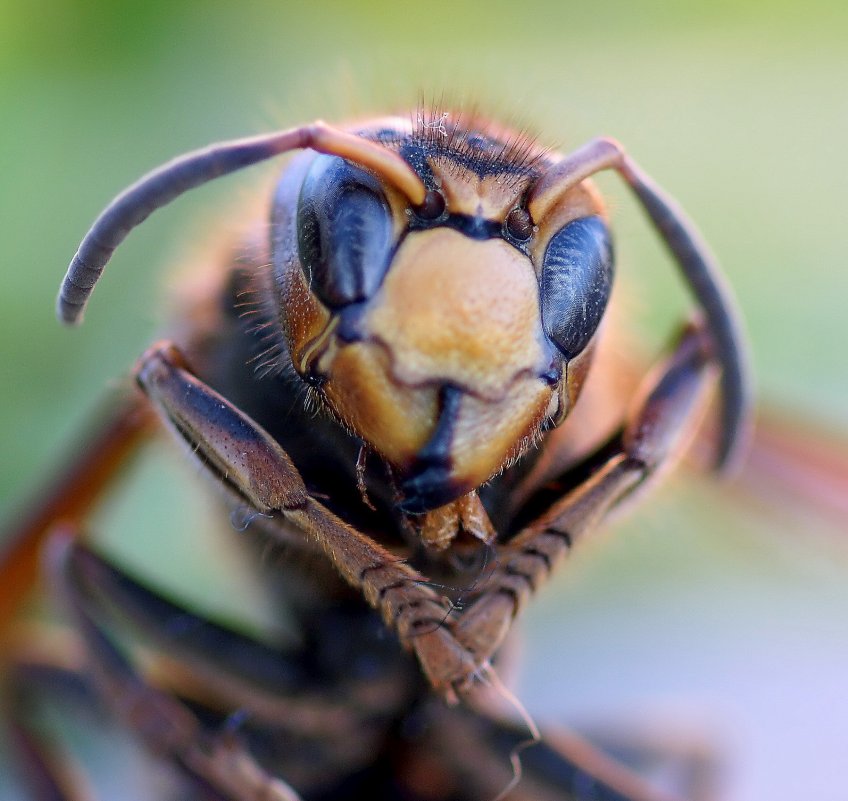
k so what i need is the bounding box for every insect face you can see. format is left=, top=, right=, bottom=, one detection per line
left=4, top=108, right=754, bottom=801
left=272, top=119, right=614, bottom=513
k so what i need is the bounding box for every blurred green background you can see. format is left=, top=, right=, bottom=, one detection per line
left=1, top=1, right=847, bottom=800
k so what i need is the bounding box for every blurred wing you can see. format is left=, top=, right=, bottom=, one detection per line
left=735, top=407, right=848, bottom=533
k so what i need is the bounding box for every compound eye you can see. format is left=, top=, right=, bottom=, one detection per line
left=297, top=154, right=394, bottom=308
left=540, top=216, right=614, bottom=360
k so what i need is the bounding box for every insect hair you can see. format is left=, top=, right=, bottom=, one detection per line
left=407, top=102, right=549, bottom=190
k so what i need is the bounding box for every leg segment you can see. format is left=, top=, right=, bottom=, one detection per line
left=44, top=531, right=304, bottom=801
left=417, top=702, right=689, bottom=801
left=65, top=541, right=416, bottom=738
left=454, top=324, right=714, bottom=664
left=576, top=725, right=720, bottom=801
left=134, top=342, right=479, bottom=700
left=131, top=326, right=713, bottom=698
left=6, top=714, right=95, bottom=801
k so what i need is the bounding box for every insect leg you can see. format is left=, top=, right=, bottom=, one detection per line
left=6, top=710, right=95, bottom=801
left=44, top=530, right=304, bottom=801
left=454, top=323, right=714, bottom=664
left=134, top=342, right=481, bottom=699
left=8, top=629, right=147, bottom=801
left=418, top=702, right=691, bottom=801
left=64, top=540, right=411, bottom=734
left=572, top=725, right=719, bottom=801
left=52, top=538, right=413, bottom=794
left=0, top=388, right=155, bottom=640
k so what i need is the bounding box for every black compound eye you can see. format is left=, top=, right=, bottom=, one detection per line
left=540, top=216, right=614, bottom=360
left=505, top=207, right=534, bottom=241
left=296, top=154, right=394, bottom=309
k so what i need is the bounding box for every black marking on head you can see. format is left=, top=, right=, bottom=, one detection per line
left=366, top=107, right=545, bottom=192
left=408, top=211, right=503, bottom=242
left=400, top=386, right=466, bottom=513
left=398, top=139, right=438, bottom=189
left=398, top=135, right=541, bottom=186
left=399, top=465, right=462, bottom=514
left=354, top=111, right=547, bottom=254
left=414, top=385, right=462, bottom=470
left=540, top=216, right=614, bottom=360
left=410, top=107, right=544, bottom=183
left=374, top=128, right=401, bottom=143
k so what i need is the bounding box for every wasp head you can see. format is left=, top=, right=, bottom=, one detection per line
left=273, top=117, right=614, bottom=513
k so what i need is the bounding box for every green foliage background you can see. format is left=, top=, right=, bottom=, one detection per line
left=1, top=2, right=847, bottom=800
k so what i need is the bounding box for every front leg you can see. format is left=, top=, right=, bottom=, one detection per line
left=455, top=323, right=715, bottom=663
left=135, top=342, right=479, bottom=700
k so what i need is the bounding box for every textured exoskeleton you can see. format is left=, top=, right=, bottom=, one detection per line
left=1, top=109, right=752, bottom=801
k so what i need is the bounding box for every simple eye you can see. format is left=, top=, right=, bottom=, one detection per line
left=296, top=155, right=394, bottom=309
left=540, top=216, right=614, bottom=360
left=504, top=207, right=533, bottom=241
left=415, top=189, right=446, bottom=221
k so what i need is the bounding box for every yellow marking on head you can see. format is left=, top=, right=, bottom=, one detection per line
left=364, top=229, right=547, bottom=400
